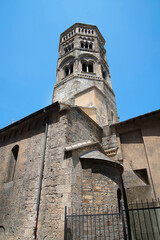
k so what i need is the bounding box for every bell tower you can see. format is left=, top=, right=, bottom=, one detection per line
left=53, top=23, right=118, bottom=126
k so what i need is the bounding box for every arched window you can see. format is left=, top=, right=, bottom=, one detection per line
left=65, top=67, right=69, bottom=76
left=7, top=145, right=19, bottom=182
left=64, top=63, right=74, bottom=77
left=89, top=43, right=92, bottom=49
left=82, top=61, right=94, bottom=73
left=82, top=63, right=87, bottom=72
left=81, top=42, right=84, bottom=48
left=70, top=64, right=73, bottom=74
left=85, top=42, right=88, bottom=49
left=102, top=71, right=106, bottom=80
left=88, top=63, right=93, bottom=72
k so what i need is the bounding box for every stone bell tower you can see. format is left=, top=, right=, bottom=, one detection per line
left=53, top=23, right=118, bottom=127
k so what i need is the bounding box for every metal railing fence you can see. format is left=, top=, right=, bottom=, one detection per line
left=64, top=199, right=160, bottom=240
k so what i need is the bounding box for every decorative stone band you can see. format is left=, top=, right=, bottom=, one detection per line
left=80, top=150, right=124, bottom=174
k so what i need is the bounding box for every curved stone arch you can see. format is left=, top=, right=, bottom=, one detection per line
left=59, top=55, right=75, bottom=68
left=78, top=53, right=98, bottom=63
left=80, top=150, right=124, bottom=207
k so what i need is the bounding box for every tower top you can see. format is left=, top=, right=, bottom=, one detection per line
left=59, top=23, right=105, bottom=48
left=53, top=23, right=118, bottom=126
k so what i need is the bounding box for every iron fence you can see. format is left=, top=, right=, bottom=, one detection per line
left=64, top=201, right=128, bottom=240
left=64, top=199, right=160, bottom=240
left=127, top=199, right=160, bottom=240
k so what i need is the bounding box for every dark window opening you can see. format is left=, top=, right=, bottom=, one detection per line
left=79, top=28, right=80, bottom=32
left=68, top=46, right=71, bottom=51
left=82, top=63, right=87, bottom=72
left=102, top=71, right=106, bottom=79
left=92, top=30, right=94, bottom=34
left=85, top=42, right=88, bottom=49
left=65, top=67, right=69, bottom=76
left=72, top=43, right=74, bottom=49
left=88, top=30, right=90, bottom=34
left=81, top=42, right=84, bottom=48
left=7, top=145, right=19, bottom=182
left=88, top=64, right=93, bottom=72
left=69, top=33, right=70, bottom=37
left=70, top=64, right=73, bottom=74
left=89, top=43, right=92, bottom=49
left=82, top=29, right=84, bottom=33
left=65, top=48, right=68, bottom=53
left=85, top=29, right=87, bottom=33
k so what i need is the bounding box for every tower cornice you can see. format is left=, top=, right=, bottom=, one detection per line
left=59, top=23, right=105, bottom=46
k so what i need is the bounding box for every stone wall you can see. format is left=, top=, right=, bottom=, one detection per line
left=66, top=107, right=102, bottom=144
left=81, top=161, right=122, bottom=208
left=0, top=117, right=46, bottom=239
left=115, top=112, right=160, bottom=202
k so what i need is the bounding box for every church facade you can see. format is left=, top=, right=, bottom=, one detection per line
left=0, top=23, right=159, bottom=240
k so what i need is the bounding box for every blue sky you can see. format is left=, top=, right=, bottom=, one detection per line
left=0, top=0, right=160, bottom=129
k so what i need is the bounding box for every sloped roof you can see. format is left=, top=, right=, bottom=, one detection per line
left=80, top=150, right=123, bottom=173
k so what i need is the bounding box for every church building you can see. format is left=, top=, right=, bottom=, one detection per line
left=0, top=23, right=159, bottom=240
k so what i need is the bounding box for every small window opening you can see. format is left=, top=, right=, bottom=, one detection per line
left=102, top=71, right=106, bottom=80
left=89, top=43, right=92, bottom=49
left=69, top=33, right=70, bottom=37
left=88, top=30, right=90, bottom=34
left=65, top=67, right=69, bottom=76
left=70, top=64, right=73, bottom=74
left=92, top=30, right=94, bottom=34
left=81, top=42, right=84, bottom=48
left=65, top=48, right=68, bottom=53
left=85, top=42, right=88, bottom=49
left=82, top=29, right=84, bottom=33
left=82, top=63, right=87, bottom=72
left=68, top=45, right=71, bottom=51
left=85, top=29, right=87, bottom=33
left=7, top=145, right=19, bottom=182
left=79, top=28, right=80, bottom=33
left=88, top=64, right=93, bottom=72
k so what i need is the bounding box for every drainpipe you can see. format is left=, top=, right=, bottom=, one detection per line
left=33, top=110, right=49, bottom=239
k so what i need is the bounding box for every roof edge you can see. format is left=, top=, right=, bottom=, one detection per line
left=0, top=102, right=60, bottom=134
left=111, top=109, right=160, bottom=127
